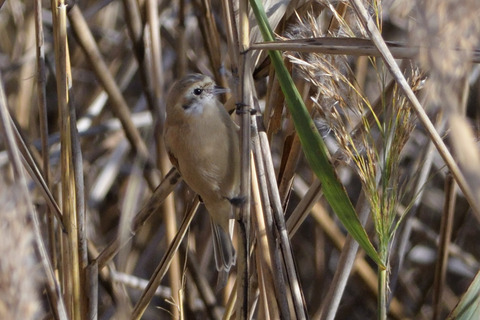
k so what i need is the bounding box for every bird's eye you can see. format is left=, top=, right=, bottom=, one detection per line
left=193, top=88, right=203, bottom=96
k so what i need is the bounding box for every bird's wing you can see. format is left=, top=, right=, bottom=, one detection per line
left=167, top=149, right=180, bottom=171
left=164, top=125, right=180, bottom=170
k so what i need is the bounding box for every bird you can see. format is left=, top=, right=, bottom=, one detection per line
left=164, top=73, right=242, bottom=274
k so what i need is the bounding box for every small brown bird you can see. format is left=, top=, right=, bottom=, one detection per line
left=164, top=74, right=241, bottom=273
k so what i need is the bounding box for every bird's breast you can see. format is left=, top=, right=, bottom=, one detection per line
left=166, top=111, right=236, bottom=198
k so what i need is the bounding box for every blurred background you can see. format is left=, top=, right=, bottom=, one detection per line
left=0, top=0, right=479, bottom=319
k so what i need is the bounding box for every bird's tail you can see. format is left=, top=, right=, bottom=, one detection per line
left=211, top=219, right=236, bottom=273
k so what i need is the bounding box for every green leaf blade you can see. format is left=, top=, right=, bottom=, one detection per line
left=250, top=0, right=383, bottom=267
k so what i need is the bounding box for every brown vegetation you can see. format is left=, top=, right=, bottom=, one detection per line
left=0, top=0, right=479, bottom=319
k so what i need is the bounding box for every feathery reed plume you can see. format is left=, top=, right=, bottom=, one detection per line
left=285, top=6, right=422, bottom=253
left=284, top=7, right=423, bottom=318
left=0, top=181, right=42, bottom=319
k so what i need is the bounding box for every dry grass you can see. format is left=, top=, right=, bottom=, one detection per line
left=0, top=182, right=42, bottom=320
left=0, top=0, right=479, bottom=319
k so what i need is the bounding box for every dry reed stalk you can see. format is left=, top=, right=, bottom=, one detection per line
left=0, top=71, right=68, bottom=318
left=276, top=79, right=311, bottom=207
left=131, top=197, right=200, bottom=319
left=182, top=245, right=223, bottom=320
left=1, top=0, right=480, bottom=318
left=432, top=174, right=457, bottom=319
left=264, top=70, right=284, bottom=139
left=257, top=120, right=307, bottom=319
left=236, top=1, right=253, bottom=318
left=292, top=177, right=405, bottom=320
left=145, top=1, right=182, bottom=314
left=252, top=129, right=291, bottom=319
left=95, top=168, right=181, bottom=268
left=34, top=0, right=58, bottom=273
left=51, top=1, right=86, bottom=319
left=67, top=4, right=158, bottom=189
left=193, top=0, right=228, bottom=91
left=251, top=160, right=281, bottom=320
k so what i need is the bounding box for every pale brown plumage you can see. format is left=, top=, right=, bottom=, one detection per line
left=164, top=74, right=240, bottom=272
